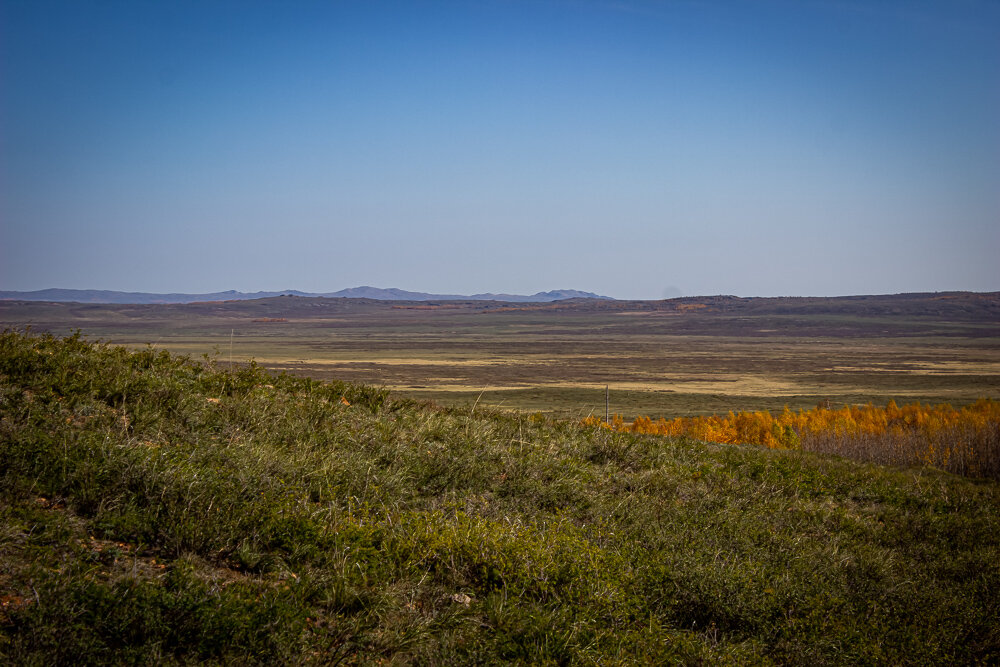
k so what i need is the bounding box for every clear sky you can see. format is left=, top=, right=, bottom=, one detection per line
left=2, top=0, right=998, bottom=300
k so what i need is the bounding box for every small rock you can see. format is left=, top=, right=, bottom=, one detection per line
left=449, top=593, right=472, bottom=606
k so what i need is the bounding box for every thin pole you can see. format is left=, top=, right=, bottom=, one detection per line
left=229, top=329, right=234, bottom=372
left=605, top=385, right=609, bottom=424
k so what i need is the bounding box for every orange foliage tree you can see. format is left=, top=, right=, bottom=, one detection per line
left=584, top=399, right=1000, bottom=479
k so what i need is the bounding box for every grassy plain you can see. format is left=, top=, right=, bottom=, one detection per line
left=2, top=294, right=997, bottom=420
left=2, top=330, right=999, bottom=663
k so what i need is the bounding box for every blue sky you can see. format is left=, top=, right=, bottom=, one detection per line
left=2, top=0, right=998, bottom=299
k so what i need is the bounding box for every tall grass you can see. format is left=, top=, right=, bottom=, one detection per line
left=2, top=330, right=999, bottom=664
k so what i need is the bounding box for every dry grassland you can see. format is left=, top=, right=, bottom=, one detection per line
left=2, top=295, right=997, bottom=418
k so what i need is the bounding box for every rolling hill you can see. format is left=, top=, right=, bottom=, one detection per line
left=0, top=287, right=613, bottom=304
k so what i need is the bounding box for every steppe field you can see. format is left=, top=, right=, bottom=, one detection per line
left=3, top=294, right=1000, bottom=663
left=3, top=292, right=997, bottom=419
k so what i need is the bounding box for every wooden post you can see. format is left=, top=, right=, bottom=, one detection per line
left=606, top=385, right=609, bottom=424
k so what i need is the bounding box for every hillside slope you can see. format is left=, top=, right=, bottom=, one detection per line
left=1, top=331, right=998, bottom=664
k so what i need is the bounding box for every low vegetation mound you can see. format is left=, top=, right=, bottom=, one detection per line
left=1, top=331, right=998, bottom=664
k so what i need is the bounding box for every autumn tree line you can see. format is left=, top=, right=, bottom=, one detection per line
left=584, top=399, right=1000, bottom=479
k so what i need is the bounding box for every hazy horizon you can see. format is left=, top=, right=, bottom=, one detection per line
left=2, top=1, right=998, bottom=300
left=5, top=285, right=1000, bottom=303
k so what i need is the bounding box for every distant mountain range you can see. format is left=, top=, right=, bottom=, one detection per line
left=0, top=287, right=614, bottom=305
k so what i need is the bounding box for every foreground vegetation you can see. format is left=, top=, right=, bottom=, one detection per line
left=2, top=330, right=999, bottom=664
left=591, top=400, right=1000, bottom=479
